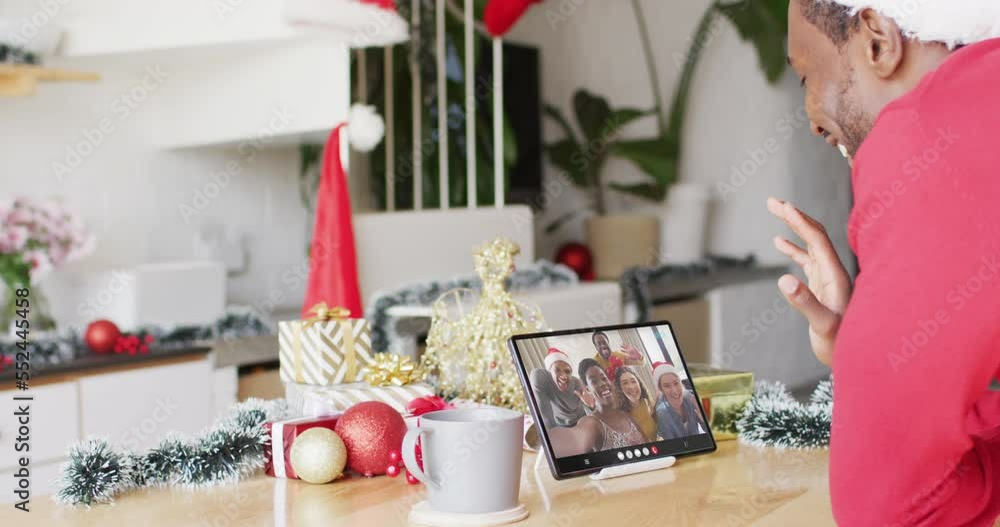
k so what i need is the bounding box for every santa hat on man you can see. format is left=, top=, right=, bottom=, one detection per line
left=651, top=361, right=680, bottom=388
left=301, top=104, right=385, bottom=318
left=544, top=347, right=571, bottom=370
left=816, top=0, right=1000, bottom=48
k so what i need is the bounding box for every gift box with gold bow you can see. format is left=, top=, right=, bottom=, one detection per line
left=278, top=303, right=374, bottom=386
left=284, top=352, right=432, bottom=415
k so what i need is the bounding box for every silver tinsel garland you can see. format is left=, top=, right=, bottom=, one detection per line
left=736, top=378, right=833, bottom=449
left=56, top=398, right=288, bottom=506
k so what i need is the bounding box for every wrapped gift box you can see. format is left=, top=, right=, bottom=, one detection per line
left=264, top=415, right=340, bottom=478
left=278, top=311, right=373, bottom=386
left=689, top=363, right=754, bottom=441
left=286, top=381, right=436, bottom=417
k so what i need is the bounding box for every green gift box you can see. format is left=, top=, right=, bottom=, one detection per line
left=689, top=363, right=754, bottom=441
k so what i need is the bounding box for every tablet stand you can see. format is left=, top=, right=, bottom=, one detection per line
left=533, top=450, right=677, bottom=480
left=589, top=456, right=676, bottom=480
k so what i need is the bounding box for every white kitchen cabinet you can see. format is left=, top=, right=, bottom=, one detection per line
left=0, top=381, right=79, bottom=472
left=78, top=358, right=216, bottom=452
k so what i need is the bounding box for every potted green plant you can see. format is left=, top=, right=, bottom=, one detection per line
left=545, top=0, right=791, bottom=277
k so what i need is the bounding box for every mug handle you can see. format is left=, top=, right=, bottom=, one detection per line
left=402, top=428, right=437, bottom=488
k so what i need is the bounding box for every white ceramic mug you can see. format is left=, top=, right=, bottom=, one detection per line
left=402, top=407, right=524, bottom=514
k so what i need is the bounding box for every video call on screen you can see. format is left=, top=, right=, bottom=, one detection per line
left=521, top=324, right=710, bottom=461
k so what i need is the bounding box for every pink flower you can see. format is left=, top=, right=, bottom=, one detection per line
left=0, top=226, right=29, bottom=253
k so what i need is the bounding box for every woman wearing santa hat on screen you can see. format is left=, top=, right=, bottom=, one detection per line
left=651, top=362, right=705, bottom=441
left=529, top=348, right=594, bottom=430
left=772, top=0, right=1000, bottom=524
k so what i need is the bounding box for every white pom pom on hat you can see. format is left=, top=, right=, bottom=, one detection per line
left=815, top=0, right=1000, bottom=48
left=651, top=361, right=681, bottom=387
left=346, top=104, right=385, bottom=153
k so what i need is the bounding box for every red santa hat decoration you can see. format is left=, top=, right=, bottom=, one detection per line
left=301, top=104, right=385, bottom=318
left=544, top=347, right=571, bottom=370
left=817, top=0, right=1000, bottom=48
left=284, top=0, right=409, bottom=46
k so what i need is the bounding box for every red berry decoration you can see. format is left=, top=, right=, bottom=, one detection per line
left=385, top=464, right=401, bottom=478
left=334, top=401, right=408, bottom=477
left=406, top=470, right=420, bottom=485
left=387, top=449, right=401, bottom=465
left=85, top=320, right=122, bottom=355
left=555, top=242, right=594, bottom=281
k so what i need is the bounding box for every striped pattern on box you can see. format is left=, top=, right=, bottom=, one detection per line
left=288, top=382, right=436, bottom=416
left=278, top=318, right=373, bottom=385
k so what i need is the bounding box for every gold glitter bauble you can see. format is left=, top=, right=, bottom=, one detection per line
left=289, top=428, right=347, bottom=484
left=421, top=238, right=548, bottom=411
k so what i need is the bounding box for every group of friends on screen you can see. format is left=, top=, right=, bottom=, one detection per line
left=528, top=331, right=707, bottom=458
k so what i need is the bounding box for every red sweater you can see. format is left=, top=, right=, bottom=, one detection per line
left=833, top=39, right=1000, bottom=526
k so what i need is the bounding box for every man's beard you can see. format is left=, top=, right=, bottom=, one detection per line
left=835, top=68, right=874, bottom=158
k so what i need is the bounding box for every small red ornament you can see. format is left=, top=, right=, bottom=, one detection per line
left=334, top=401, right=408, bottom=477
left=406, top=470, right=420, bottom=485
left=555, top=242, right=594, bottom=281
left=385, top=464, right=401, bottom=478
left=85, top=320, right=122, bottom=354
left=387, top=449, right=401, bottom=465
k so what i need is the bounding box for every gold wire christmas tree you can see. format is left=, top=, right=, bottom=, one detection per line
left=422, top=238, right=548, bottom=411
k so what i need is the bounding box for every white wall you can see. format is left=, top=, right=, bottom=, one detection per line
left=0, top=56, right=313, bottom=325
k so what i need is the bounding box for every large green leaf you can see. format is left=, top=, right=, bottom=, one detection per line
left=545, top=138, right=589, bottom=188
left=572, top=89, right=613, bottom=143
left=603, top=108, right=648, bottom=139
left=612, top=137, right=678, bottom=190
left=716, top=0, right=789, bottom=83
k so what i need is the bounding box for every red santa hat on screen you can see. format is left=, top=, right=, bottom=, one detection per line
left=301, top=104, right=385, bottom=317
left=651, top=361, right=680, bottom=388
left=284, top=0, right=409, bottom=47
left=815, top=0, right=1000, bottom=48
left=544, top=347, right=571, bottom=370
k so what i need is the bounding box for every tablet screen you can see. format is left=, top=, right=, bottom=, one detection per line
left=509, top=321, right=716, bottom=477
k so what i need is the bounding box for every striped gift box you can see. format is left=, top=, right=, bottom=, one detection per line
left=286, top=381, right=436, bottom=416
left=278, top=317, right=373, bottom=385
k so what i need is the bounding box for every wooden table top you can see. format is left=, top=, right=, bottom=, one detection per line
left=11, top=442, right=834, bottom=526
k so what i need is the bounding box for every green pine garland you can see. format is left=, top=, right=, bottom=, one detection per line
left=57, top=398, right=288, bottom=506
left=736, top=378, right=833, bottom=449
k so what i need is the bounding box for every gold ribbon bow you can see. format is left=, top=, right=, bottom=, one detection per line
left=303, top=302, right=351, bottom=328
left=364, top=353, right=422, bottom=387
left=294, top=303, right=357, bottom=383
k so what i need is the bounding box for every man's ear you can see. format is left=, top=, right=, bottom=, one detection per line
left=857, top=7, right=904, bottom=78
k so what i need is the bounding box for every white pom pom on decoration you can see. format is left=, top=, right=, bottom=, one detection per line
left=347, top=103, right=385, bottom=152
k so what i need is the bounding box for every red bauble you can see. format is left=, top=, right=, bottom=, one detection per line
left=334, top=401, right=408, bottom=477
left=85, top=320, right=122, bottom=354
left=385, top=464, right=401, bottom=478
left=555, top=242, right=594, bottom=281
left=406, top=470, right=420, bottom=485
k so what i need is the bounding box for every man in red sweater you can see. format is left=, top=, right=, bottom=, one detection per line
left=770, top=0, right=1000, bottom=525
